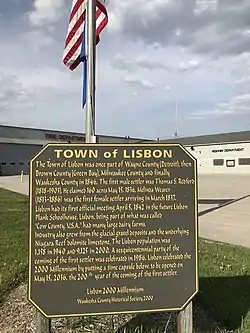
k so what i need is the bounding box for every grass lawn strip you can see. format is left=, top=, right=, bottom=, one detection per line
left=0, top=188, right=249, bottom=332
left=0, top=188, right=28, bottom=301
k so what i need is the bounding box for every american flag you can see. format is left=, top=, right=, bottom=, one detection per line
left=63, top=0, right=108, bottom=71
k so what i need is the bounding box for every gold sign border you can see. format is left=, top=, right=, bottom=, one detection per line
left=28, top=143, right=199, bottom=318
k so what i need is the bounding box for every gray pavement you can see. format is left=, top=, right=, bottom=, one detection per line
left=198, top=174, right=250, bottom=248
left=0, top=175, right=29, bottom=195
left=0, top=174, right=249, bottom=248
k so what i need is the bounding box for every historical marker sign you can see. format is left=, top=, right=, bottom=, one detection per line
left=28, top=143, right=198, bottom=318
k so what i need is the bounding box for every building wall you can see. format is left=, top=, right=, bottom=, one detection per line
left=0, top=125, right=148, bottom=144
left=159, top=130, right=250, bottom=145
left=0, top=126, right=149, bottom=176
left=1, top=125, right=249, bottom=176
left=185, top=141, right=250, bottom=175
left=0, top=143, right=43, bottom=175
left=0, top=125, right=86, bottom=142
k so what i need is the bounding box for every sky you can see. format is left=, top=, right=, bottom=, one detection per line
left=0, top=0, right=250, bottom=140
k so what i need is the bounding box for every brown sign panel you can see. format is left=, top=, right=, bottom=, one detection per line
left=28, top=143, right=198, bottom=318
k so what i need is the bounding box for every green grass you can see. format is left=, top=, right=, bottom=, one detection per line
left=0, top=188, right=29, bottom=301
left=0, top=188, right=250, bottom=332
left=197, top=239, right=250, bottom=331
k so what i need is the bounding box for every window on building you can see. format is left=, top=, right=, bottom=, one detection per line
left=226, top=160, right=235, bottom=167
left=19, top=162, right=24, bottom=165
left=1, top=162, right=6, bottom=165
left=238, top=158, right=250, bottom=165
left=10, top=162, right=15, bottom=166
left=213, top=159, right=224, bottom=166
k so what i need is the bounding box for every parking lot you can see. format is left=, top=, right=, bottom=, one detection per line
left=0, top=174, right=250, bottom=248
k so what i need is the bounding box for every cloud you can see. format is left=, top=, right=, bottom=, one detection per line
left=0, top=73, right=35, bottom=112
left=21, top=30, right=55, bottom=52
left=111, top=54, right=201, bottom=74
left=178, top=59, right=200, bottom=71
left=27, top=0, right=66, bottom=26
left=23, top=0, right=67, bottom=65
left=229, top=93, right=250, bottom=113
left=0, top=62, right=82, bottom=117
left=111, top=55, right=134, bottom=71
left=19, top=66, right=79, bottom=91
left=233, top=76, right=250, bottom=85
left=1, top=0, right=250, bottom=139
left=190, top=93, right=250, bottom=119
left=164, top=85, right=171, bottom=91
left=194, top=0, right=218, bottom=14
left=111, top=54, right=169, bottom=72
left=135, top=56, right=169, bottom=70
left=0, top=62, right=85, bottom=131
left=125, top=74, right=156, bottom=90
left=108, top=0, right=250, bottom=58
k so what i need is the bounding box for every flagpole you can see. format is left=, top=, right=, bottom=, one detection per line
left=85, top=0, right=96, bottom=143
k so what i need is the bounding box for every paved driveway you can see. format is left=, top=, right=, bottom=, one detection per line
left=197, top=175, right=250, bottom=248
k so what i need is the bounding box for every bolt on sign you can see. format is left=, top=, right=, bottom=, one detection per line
left=28, top=143, right=198, bottom=318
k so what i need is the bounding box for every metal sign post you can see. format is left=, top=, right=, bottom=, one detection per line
left=177, top=301, right=193, bottom=333
left=36, top=311, right=51, bottom=333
